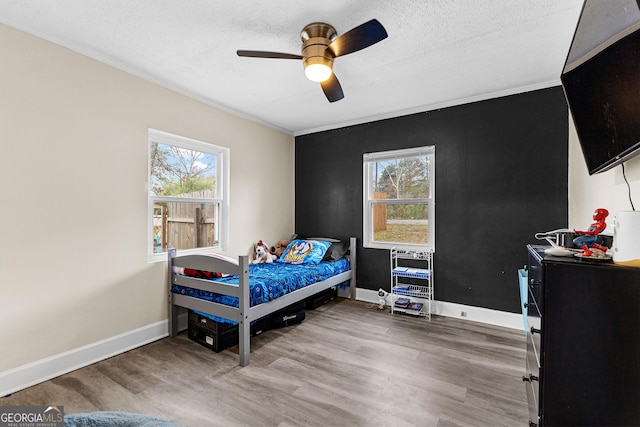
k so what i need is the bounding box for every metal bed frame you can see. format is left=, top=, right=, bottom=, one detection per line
left=168, top=237, right=357, bottom=366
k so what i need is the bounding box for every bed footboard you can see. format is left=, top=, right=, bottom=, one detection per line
left=167, top=249, right=250, bottom=339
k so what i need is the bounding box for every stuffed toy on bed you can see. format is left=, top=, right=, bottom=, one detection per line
left=270, top=239, right=291, bottom=258
left=253, top=240, right=277, bottom=264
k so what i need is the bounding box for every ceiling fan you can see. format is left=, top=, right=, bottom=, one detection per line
left=237, top=19, right=388, bottom=102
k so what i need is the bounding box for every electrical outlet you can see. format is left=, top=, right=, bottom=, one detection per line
left=460, top=311, right=467, bottom=317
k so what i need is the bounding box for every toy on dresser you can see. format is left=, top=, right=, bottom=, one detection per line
left=573, top=208, right=610, bottom=258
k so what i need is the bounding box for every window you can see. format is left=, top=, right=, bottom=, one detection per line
left=363, top=146, right=435, bottom=251
left=148, top=129, right=229, bottom=262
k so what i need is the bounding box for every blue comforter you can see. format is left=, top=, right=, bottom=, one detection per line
left=172, top=258, right=350, bottom=324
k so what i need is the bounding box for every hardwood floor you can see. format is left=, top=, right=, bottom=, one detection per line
left=2, top=299, right=529, bottom=426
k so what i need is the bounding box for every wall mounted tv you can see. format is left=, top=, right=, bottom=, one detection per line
left=561, top=0, right=640, bottom=175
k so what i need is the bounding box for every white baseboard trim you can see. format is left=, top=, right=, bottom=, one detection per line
left=0, top=320, right=168, bottom=397
left=356, top=288, right=524, bottom=331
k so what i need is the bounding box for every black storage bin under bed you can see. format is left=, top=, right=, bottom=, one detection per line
left=305, top=287, right=337, bottom=309
left=188, top=310, right=271, bottom=353
left=188, top=300, right=307, bottom=353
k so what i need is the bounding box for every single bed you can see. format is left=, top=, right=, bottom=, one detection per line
left=168, top=237, right=357, bottom=366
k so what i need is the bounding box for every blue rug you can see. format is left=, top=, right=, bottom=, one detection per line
left=64, top=411, right=183, bottom=427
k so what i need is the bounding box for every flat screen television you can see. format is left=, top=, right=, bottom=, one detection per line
left=561, top=0, right=640, bottom=175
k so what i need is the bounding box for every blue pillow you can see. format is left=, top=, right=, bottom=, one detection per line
left=277, top=239, right=332, bottom=265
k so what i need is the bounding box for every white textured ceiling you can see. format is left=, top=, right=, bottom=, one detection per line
left=0, top=0, right=584, bottom=135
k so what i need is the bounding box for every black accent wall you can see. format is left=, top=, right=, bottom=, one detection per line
left=295, top=87, right=568, bottom=313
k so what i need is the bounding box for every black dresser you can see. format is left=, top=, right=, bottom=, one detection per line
left=524, top=245, right=640, bottom=427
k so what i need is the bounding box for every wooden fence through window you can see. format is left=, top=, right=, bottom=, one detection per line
left=153, top=190, right=216, bottom=252
left=373, top=191, right=387, bottom=232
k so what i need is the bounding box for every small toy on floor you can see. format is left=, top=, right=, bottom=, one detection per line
left=253, top=240, right=277, bottom=264
left=377, top=288, right=388, bottom=309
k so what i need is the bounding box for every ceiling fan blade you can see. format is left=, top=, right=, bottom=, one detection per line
left=237, top=50, right=303, bottom=60
left=320, top=73, right=344, bottom=102
left=328, top=19, right=388, bottom=57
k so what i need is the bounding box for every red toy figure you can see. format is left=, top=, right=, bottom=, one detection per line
left=573, top=208, right=609, bottom=256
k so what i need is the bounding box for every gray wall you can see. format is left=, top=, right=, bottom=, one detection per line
left=295, top=87, right=568, bottom=313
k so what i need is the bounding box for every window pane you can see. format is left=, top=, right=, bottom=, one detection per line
left=153, top=201, right=219, bottom=253
left=364, top=146, right=434, bottom=251
left=372, top=203, right=429, bottom=245
left=150, top=143, right=217, bottom=197
left=370, top=155, right=430, bottom=200
left=148, top=129, right=230, bottom=261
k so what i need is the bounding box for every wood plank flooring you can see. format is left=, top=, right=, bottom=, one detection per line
left=2, top=299, right=529, bottom=426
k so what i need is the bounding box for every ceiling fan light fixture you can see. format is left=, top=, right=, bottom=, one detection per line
left=237, top=19, right=387, bottom=102
left=302, top=33, right=335, bottom=83
left=304, top=61, right=332, bottom=82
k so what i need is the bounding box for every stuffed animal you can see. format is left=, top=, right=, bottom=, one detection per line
left=253, top=240, right=277, bottom=264
left=270, top=239, right=290, bottom=258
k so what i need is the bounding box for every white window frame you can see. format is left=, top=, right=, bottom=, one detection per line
left=363, top=146, right=435, bottom=251
left=147, top=129, right=230, bottom=262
